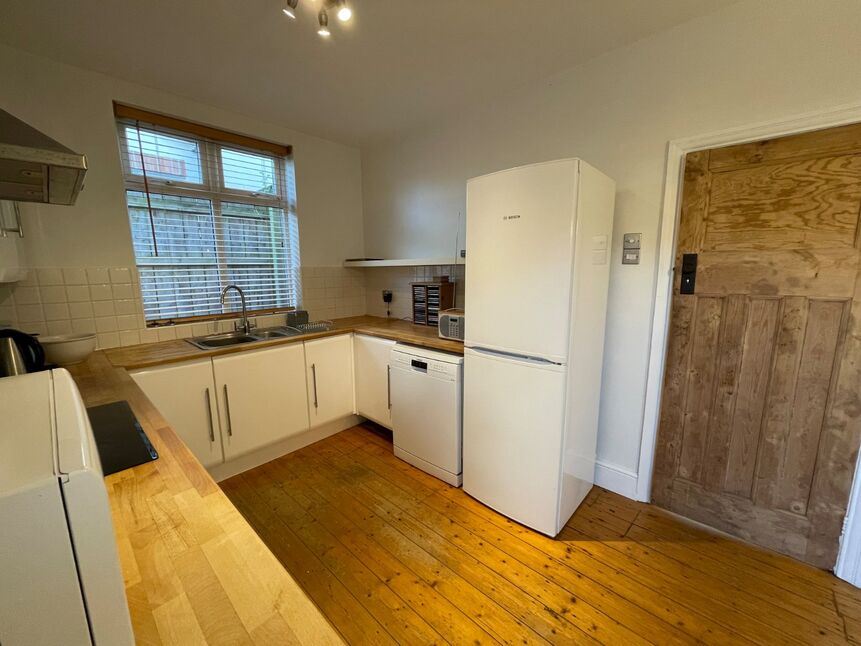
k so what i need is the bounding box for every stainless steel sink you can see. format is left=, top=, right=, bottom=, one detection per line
left=187, top=326, right=304, bottom=349
left=187, top=332, right=258, bottom=349
left=253, top=327, right=299, bottom=339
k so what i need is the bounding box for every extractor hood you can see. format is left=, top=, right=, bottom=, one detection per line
left=0, top=108, right=87, bottom=205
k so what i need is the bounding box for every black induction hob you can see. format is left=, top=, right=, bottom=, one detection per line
left=86, top=400, right=158, bottom=476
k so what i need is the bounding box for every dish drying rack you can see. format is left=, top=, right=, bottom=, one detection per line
left=291, top=320, right=335, bottom=333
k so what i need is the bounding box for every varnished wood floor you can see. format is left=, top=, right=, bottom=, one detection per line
left=221, top=424, right=861, bottom=645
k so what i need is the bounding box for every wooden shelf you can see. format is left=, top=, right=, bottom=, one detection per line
left=343, top=257, right=463, bottom=268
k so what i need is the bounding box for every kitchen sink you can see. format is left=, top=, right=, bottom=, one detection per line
left=253, top=327, right=305, bottom=339
left=187, top=332, right=259, bottom=349
left=187, top=326, right=306, bottom=349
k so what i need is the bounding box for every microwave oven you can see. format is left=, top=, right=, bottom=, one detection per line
left=438, top=308, right=465, bottom=341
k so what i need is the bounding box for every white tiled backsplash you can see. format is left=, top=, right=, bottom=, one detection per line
left=0, top=265, right=367, bottom=350
left=363, top=265, right=465, bottom=320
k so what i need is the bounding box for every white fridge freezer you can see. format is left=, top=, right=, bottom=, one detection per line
left=463, top=158, right=616, bottom=536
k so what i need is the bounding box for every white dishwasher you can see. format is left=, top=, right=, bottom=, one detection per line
left=390, top=344, right=464, bottom=486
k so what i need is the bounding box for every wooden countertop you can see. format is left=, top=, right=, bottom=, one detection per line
left=105, top=315, right=464, bottom=370
left=68, top=353, right=342, bottom=645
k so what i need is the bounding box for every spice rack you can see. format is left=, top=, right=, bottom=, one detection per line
left=411, top=278, right=455, bottom=327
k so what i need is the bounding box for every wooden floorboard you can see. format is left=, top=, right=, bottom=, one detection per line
left=221, top=424, right=861, bottom=645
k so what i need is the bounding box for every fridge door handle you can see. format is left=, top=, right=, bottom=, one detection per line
left=463, top=348, right=565, bottom=372
left=465, top=346, right=564, bottom=368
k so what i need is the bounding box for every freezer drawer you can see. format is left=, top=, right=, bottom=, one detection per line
left=462, top=347, right=567, bottom=535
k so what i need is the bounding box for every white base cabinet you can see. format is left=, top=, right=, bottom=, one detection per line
left=305, top=335, right=355, bottom=428
left=131, top=359, right=223, bottom=468
left=213, top=344, right=310, bottom=460
left=354, top=334, right=396, bottom=429
left=131, top=332, right=388, bottom=472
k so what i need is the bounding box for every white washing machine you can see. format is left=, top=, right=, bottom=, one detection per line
left=389, top=344, right=463, bottom=486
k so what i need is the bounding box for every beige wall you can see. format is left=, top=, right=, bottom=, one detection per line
left=0, top=43, right=365, bottom=270
left=360, top=0, right=861, bottom=490
left=0, top=44, right=367, bottom=347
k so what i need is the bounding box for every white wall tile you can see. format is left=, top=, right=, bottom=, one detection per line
left=47, top=320, right=73, bottom=335
left=23, top=322, right=48, bottom=336
left=174, top=325, right=193, bottom=339
left=97, top=332, right=120, bottom=349
left=114, top=299, right=136, bottom=315
left=17, top=272, right=37, bottom=287
left=40, top=285, right=67, bottom=304
left=43, top=303, right=70, bottom=321
left=37, top=268, right=64, bottom=286
left=157, top=327, right=176, bottom=342
left=86, top=267, right=110, bottom=284
left=191, top=322, right=213, bottom=336
left=71, top=318, right=96, bottom=334
left=95, top=316, right=118, bottom=333
left=14, top=286, right=40, bottom=305
left=66, top=285, right=90, bottom=302
left=68, top=301, right=94, bottom=319
left=92, top=300, right=115, bottom=317
left=62, top=268, right=88, bottom=285
left=89, top=284, right=113, bottom=301
left=116, top=314, right=138, bottom=331
left=5, top=264, right=369, bottom=350
left=109, top=267, right=131, bottom=284
left=111, top=283, right=134, bottom=300
left=16, top=303, right=44, bottom=322
left=139, top=328, right=159, bottom=344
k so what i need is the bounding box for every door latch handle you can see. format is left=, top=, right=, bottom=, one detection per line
left=680, top=253, right=697, bottom=295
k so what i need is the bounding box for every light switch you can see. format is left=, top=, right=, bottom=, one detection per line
left=591, top=250, right=608, bottom=265
left=623, top=233, right=641, bottom=250
left=592, top=235, right=608, bottom=251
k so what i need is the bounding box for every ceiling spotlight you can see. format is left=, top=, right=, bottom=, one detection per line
left=282, top=0, right=298, bottom=19
left=336, top=1, right=352, bottom=22
left=317, top=9, right=331, bottom=36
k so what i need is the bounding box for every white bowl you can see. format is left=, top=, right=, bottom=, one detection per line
left=40, top=333, right=97, bottom=366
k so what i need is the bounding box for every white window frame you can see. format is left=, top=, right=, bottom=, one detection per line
left=117, top=121, right=300, bottom=324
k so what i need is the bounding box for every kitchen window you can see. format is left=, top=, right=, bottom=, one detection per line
left=114, top=104, right=300, bottom=325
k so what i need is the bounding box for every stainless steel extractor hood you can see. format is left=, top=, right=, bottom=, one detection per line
left=0, top=108, right=87, bottom=205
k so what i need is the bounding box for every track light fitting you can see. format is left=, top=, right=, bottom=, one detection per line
left=335, top=0, right=352, bottom=22
left=281, top=0, right=352, bottom=37
left=282, top=0, right=298, bottom=19
left=317, top=8, right=331, bottom=37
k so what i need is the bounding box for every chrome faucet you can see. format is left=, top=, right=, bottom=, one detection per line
left=220, top=284, right=251, bottom=334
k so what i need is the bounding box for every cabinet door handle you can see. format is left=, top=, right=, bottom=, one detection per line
left=387, top=364, right=392, bottom=410
left=223, top=384, right=233, bottom=436
left=12, top=203, right=23, bottom=238
left=311, top=363, right=318, bottom=409
left=1, top=203, right=23, bottom=238
left=204, top=387, right=215, bottom=442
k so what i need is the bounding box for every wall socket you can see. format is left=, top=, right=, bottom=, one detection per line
left=382, top=290, right=393, bottom=303
left=622, top=232, right=642, bottom=265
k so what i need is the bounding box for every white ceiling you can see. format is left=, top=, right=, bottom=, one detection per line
left=0, top=0, right=736, bottom=146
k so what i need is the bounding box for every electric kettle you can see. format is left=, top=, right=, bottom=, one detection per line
left=0, top=328, right=46, bottom=375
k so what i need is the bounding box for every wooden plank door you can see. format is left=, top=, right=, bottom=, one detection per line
left=652, top=122, right=861, bottom=569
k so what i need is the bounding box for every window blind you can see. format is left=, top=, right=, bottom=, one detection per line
left=115, top=107, right=300, bottom=325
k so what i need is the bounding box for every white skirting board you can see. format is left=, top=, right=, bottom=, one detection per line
left=593, top=459, right=639, bottom=500
left=209, top=415, right=362, bottom=482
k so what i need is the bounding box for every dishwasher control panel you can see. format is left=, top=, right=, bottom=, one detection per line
left=390, top=347, right=461, bottom=380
